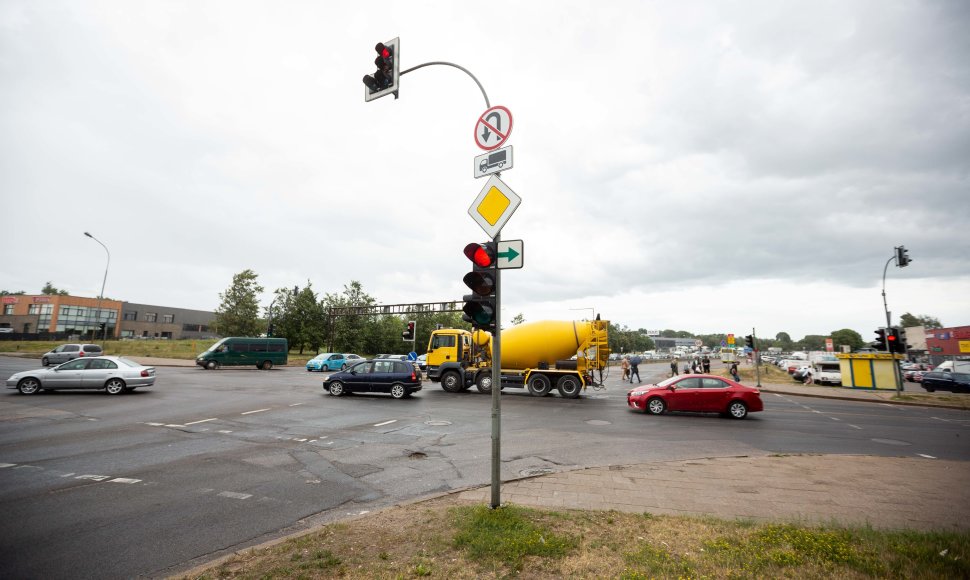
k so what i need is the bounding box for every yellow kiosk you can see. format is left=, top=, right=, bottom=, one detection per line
left=836, top=353, right=903, bottom=390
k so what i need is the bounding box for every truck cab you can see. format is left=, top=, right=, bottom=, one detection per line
left=425, top=329, right=472, bottom=380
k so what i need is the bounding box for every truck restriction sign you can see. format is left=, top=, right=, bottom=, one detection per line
left=474, top=105, right=513, bottom=151
left=474, top=146, right=513, bottom=178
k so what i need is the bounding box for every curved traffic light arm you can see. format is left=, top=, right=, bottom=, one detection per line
left=400, top=61, right=491, bottom=108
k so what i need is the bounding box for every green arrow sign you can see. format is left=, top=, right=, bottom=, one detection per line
left=496, top=239, right=523, bottom=270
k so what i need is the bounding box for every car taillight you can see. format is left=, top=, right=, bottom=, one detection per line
left=141, top=370, right=150, bottom=377
left=79, top=352, right=85, bottom=357
left=410, top=371, right=416, bottom=380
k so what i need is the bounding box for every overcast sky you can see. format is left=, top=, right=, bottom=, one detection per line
left=2, top=0, right=968, bottom=339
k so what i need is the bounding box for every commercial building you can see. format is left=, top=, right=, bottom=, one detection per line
left=0, top=294, right=216, bottom=340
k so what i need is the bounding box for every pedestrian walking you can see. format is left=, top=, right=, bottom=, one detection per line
left=702, top=355, right=711, bottom=374
left=629, top=355, right=642, bottom=383
left=670, top=357, right=679, bottom=377
left=621, top=356, right=630, bottom=382
left=730, top=361, right=740, bottom=382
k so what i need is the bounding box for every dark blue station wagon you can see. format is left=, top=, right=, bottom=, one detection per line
left=322, top=359, right=422, bottom=399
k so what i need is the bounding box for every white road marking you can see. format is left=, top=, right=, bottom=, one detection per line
left=75, top=474, right=111, bottom=481
left=146, top=422, right=165, bottom=426
left=812, top=410, right=822, bottom=414
left=289, top=403, right=303, bottom=407
left=60, top=472, right=76, bottom=477
left=294, top=438, right=307, bottom=442
left=165, top=424, right=186, bottom=428
left=218, top=430, right=233, bottom=434
left=185, top=418, right=218, bottom=426
left=218, top=491, right=252, bottom=500
left=241, top=408, right=270, bottom=415
left=830, top=417, right=841, bottom=421
left=373, top=420, right=397, bottom=427
left=917, top=454, right=937, bottom=459
left=0, top=463, right=15, bottom=468
left=848, top=424, right=862, bottom=430
left=109, top=478, right=142, bottom=484
left=931, top=417, right=950, bottom=423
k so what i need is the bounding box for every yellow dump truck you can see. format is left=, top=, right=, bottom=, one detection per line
left=425, top=318, right=610, bottom=398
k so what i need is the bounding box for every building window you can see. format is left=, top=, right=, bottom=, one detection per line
left=123, top=311, right=138, bottom=321
left=2, top=305, right=12, bottom=315
left=121, top=330, right=134, bottom=338
left=28, top=304, right=41, bottom=315
left=145, top=313, right=157, bottom=322
left=162, top=314, right=174, bottom=324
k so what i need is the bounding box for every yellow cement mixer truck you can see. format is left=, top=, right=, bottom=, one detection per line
left=425, top=318, right=610, bottom=398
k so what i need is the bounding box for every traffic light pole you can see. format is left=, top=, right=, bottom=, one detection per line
left=490, top=232, right=502, bottom=509
left=882, top=255, right=902, bottom=397
left=753, top=327, right=761, bottom=388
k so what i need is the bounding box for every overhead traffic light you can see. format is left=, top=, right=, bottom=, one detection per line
left=362, top=37, right=400, bottom=102
left=462, top=242, right=497, bottom=333
left=402, top=320, right=416, bottom=341
left=873, top=328, right=888, bottom=351
left=744, top=335, right=755, bottom=349
left=895, top=246, right=911, bottom=268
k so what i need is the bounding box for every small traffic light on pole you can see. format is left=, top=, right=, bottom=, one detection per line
left=873, top=328, right=888, bottom=351
left=888, top=327, right=907, bottom=354
left=744, top=335, right=755, bottom=349
left=362, top=38, right=400, bottom=102
left=402, top=320, right=416, bottom=341
left=462, top=242, right=497, bottom=333
left=894, top=246, right=911, bottom=268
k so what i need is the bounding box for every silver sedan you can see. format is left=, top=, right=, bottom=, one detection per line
left=6, top=356, right=156, bottom=395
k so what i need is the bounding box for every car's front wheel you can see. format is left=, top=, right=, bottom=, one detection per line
left=340, top=364, right=348, bottom=371
left=206, top=360, right=218, bottom=370
left=924, top=386, right=935, bottom=393
left=41, top=357, right=49, bottom=367
left=17, top=377, right=41, bottom=395
left=390, top=384, right=407, bottom=399
left=727, top=400, right=748, bottom=419
left=105, top=378, right=126, bottom=395
left=646, top=397, right=666, bottom=415
left=328, top=382, right=345, bottom=396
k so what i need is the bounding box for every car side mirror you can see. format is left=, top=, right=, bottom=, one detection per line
left=667, top=385, right=676, bottom=391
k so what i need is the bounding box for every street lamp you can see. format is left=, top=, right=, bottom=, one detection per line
left=84, top=232, right=110, bottom=343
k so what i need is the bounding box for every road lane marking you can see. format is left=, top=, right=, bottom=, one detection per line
left=917, top=454, right=937, bottom=459
left=218, top=430, right=233, bottom=434
left=218, top=491, right=252, bottom=500
left=165, top=424, right=186, bottom=428
left=241, top=408, right=271, bottom=415
left=373, top=420, right=397, bottom=427
left=294, top=438, right=308, bottom=442
left=76, top=474, right=111, bottom=481
left=146, top=422, right=165, bottom=426
left=830, top=417, right=841, bottom=421
left=185, top=418, right=218, bottom=426
left=0, top=463, right=15, bottom=468
left=848, top=424, right=862, bottom=429
left=109, top=478, right=142, bottom=484
left=289, top=403, right=303, bottom=407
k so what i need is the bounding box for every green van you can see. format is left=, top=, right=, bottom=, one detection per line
left=196, top=337, right=288, bottom=370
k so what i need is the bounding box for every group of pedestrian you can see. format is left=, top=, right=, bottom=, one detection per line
left=621, top=354, right=642, bottom=383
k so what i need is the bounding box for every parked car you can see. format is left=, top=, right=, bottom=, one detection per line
left=626, top=374, right=763, bottom=419
left=6, top=356, right=156, bottom=395
left=416, top=353, right=428, bottom=371
left=322, top=359, right=422, bottom=399
left=41, top=343, right=104, bottom=366
left=794, top=361, right=842, bottom=385
left=921, top=372, right=970, bottom=393
left=306, top=353, right=336, bottom=372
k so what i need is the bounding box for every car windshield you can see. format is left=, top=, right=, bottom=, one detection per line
left=312, top=354, right=328, bottom=360
left=205, top=339, right=228, bottom=353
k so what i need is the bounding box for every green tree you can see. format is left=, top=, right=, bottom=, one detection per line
left=774, top=332, right=794, bottom=351
left=797, top=335, right=828, bottom=351
left=214, top=269, right=264, bottom=337
left=0, top=290, right=26, bottom=296
left=321, top=281, right=376, bottom=353
left=272, top=283, right=326, bottom=354
left=829, top=328, right=864, bottom=352
left=899, top=312, right=942, bottom=329
left=41, top=282, right=69, bottom=296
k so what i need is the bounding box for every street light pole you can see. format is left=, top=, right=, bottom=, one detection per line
left=84, top=232, right=110, bottom=344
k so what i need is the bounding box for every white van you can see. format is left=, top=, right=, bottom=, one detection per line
left=935, top=361, right=970, bottom=373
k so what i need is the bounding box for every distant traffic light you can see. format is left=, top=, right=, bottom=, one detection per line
left=462, top=242, right=497, bottom=333
left=98, top=322, right=106, bottom=331
left=888, top=326, right=907, bottom=354
left=363, top=38, right=400, bottom=102
left=402, top=320, right=416, bottom=341
left=895, top=246, right=911, bottom=267
left=873, top=328, right=888, bottom=351
left=267, top=323, right=275, bottom=338
left=744, top=335, right=755, bottom=349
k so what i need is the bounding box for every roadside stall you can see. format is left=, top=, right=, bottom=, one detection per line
left=836, top=353, right=903, bottom=390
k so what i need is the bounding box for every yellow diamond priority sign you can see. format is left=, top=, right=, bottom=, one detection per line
left=468, top=175, right=521, bottom=239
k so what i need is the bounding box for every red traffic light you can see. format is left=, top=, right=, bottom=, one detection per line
left=463, top=243, right=495, bottom=268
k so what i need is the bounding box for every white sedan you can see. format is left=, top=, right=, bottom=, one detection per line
left=6, top=356, right=156, bottom=395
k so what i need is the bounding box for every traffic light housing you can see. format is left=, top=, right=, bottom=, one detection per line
left=462, top=242, right=497, bottom=333
left=98, top=322, right=106, bottom=331
left=888, top=327, right=907, bottom=354
left=895, top=246, right=911, bottom=267
left=873, top=328, right=887, bottom=351
left=362, top=37, right=400, bottom=102
left=402, top=320, right=415, bottom=341
left=267, top=323, right=275, bottom=338
left=744, top=335, right=755, bottom=349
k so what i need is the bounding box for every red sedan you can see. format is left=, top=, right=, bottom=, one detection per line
left=627, top=374, right=764, bottom=419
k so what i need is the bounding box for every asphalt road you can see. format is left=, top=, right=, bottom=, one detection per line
left=1, top=357, right=968, bottom=579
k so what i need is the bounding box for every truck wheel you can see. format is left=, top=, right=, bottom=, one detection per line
left=441, top=372, right=463, bottom=393
left=260, top=360, right=273, bottom=370
left=476, top=373, right=492, bottom=394
left=206, top=360, right=218, bottom=370
left=557, top=376, right=582, bottom=399
left=527, top=374, right=551, bottom=397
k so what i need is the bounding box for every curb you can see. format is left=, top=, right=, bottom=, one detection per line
left=758, top=385, right=969, bottom=410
